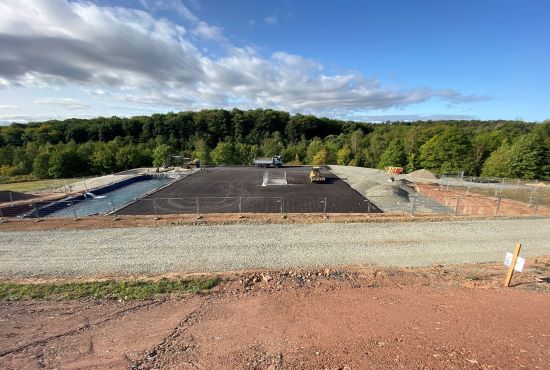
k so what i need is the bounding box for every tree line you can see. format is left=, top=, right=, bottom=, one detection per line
left=0, top=109, right=548, bottom=181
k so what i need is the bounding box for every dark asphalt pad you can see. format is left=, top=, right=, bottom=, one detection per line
left=119, top=167, right=382, bottom=214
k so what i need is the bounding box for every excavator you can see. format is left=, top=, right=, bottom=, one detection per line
left=309, top=166, right=325, bottom=183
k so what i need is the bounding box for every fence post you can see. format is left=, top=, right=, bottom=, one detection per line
left=111, top=200, right=120, bottom=221
left=9, top=191, right=13, bottom=202
left=70, top=201, right=79, bottom=220
left=323, top=197, right=327, bottom=218
left=411, top=196, right=417, bottom=216
left=495, top=196, right=502, bottom=215
left=33, top=203, right=42, bottom=222
left=534, top=199, right=539, bottom=215
left=196, top=196, right=202, bottom=219
left=454, top=196, right=461, bottom=216
left=153, top=198, right=160, bottom=220
left=239, top=196, right=243, bottom=218
left=367, top=199, right=371, bottom=215
left=466, top=184, right=471, bottom=196
left=528, top=187, right=535, bottom=207
left=0, top=206, right=5, bottom=223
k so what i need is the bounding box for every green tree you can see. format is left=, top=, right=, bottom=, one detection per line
left=191, top=138, right=211, bottom=164
left=312, top=147, right=328, bottom=165
left=306, top=138, right=324, bottom=164
left=507, top=134, right=544, bottom=179
left=32, top=152, right=51, bottom=178
left=419, top=127, right=475, bottom=174
left=210, top=141, right=238, bottom=165
left=91, top=142, right=118, bottom=173
left=378, top=139, right=406, bottom=169
left=337, top=145, right=352, bottom=165
left=152, top=144, right=172, bottom=167
left=261, top=132, right=284, bottom=157
left=49, top=146, right=85, bottom=178
left=481, top=141, right=512, bottom=177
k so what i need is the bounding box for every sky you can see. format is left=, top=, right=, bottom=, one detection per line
left=0, top=0, right=549, bottom=125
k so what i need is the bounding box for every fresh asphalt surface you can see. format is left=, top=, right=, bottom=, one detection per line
left=119, top=166, right=381, bottom=214
left=1, top=219, right=549, bottom=277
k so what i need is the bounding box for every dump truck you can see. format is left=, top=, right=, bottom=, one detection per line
left=254, top=155, right=283, bottom=168
left=310, top=166, right=325, bottom=183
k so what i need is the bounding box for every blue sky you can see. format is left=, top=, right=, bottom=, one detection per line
left=0, top=0, right=548, bottom=124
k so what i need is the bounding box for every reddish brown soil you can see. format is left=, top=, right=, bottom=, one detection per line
left=0, top=212, right=539, bottom=232
left=414, top=184, right=550, bottom=216
left=2, top=259, right=550, bottom=369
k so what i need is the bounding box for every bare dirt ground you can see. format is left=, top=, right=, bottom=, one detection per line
left=2, top=259, right=549, bottom=369
left=414, top=184, right=550, bottom=216
left=0, top=212, right=541, bottom=232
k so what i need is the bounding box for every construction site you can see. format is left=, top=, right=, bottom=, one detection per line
left=1, top=164, right=549, bottom=222
left=1, top=164, right=549, bottom=369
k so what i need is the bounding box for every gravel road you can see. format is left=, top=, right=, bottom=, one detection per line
left=2, top=218, right=549, bottom=278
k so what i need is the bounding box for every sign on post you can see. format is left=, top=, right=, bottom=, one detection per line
left=503, top=252, right=525, bottom=273
left=504, top=243, right=523, bottom=287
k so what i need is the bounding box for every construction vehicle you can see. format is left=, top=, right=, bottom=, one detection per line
left=254, top=155, right=283, bottom=168
left=184, top=158, right=201, bottom=169
left=310, top=166, right=325, bottom=183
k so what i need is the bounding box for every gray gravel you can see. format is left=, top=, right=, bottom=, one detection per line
left=1, top=218, right=549, bottom=278
left=328, top=165, right=450, bottom=213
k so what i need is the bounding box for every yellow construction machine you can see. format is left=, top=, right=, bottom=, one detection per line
left=310, top=166, right=325, bottom=183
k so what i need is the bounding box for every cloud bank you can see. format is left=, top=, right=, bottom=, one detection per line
left=0, top=0, right=487, bottom=120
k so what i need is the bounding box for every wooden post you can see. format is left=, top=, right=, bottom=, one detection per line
left=504, top=243, right=522, bottom=287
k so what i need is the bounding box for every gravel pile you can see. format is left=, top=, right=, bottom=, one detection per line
left=406, top=169, right=438, bottom=183
left=328, top=166, right=448, bottom=213
left=1, top=218, right=549, bottom=278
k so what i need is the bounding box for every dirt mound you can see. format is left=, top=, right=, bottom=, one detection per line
left=366, top=184, right=410, bottom=201
left=407, top=169, right=437, bottom=181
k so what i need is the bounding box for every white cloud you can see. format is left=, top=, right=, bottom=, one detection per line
left=0, top=105, right=17, bottom=110
left=192, top=21, right=225, bottom=41
left=33, top=98, right=89, bottom=109
left=264, top=15, right=278, bottom=26
left=0, top=0, right=487, bottom=121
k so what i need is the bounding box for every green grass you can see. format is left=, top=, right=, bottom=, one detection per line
left=0, top=276, right=220, bottom=301
left=0, top=178, right=84, bottom=192
left=465, top=274, right=483, bottom=281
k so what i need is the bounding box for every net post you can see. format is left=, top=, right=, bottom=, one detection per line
left=153, top=198, right=160, bottom=220
left=238, top=196, right=243, bottom=218
left=495, top=196, right=501, bottom=215
left=111, top=199, right=120, bottom=221
left=70, top=201, right=79, bottom=221
left=33, top=203, right=43, bottom=223
left=196, top=196, right=202, bottom=219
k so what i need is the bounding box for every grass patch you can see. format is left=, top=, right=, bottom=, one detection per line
left=465, top=274, right=483, bottom=281
left=0, top=276, right=220, bottom=301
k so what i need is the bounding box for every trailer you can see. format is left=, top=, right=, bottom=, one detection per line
left=254, top=155, right=283, bottom=168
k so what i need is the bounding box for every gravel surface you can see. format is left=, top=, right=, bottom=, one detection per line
left=328, top=165, right=450, bottom=213
left=1, top=218, right=549, bottom=278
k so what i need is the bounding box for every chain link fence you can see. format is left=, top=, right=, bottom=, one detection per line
left=1, top=193, right=547, bottom=222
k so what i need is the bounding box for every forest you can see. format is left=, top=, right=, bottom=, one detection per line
left=0, top=109, right=548, bottom=181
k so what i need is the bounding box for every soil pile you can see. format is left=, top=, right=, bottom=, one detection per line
left=407, top=169, right=438, bottom=182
